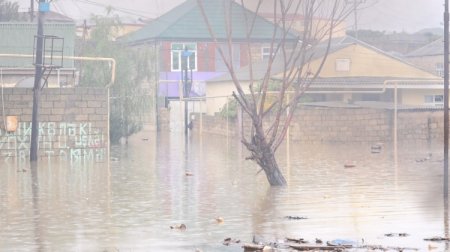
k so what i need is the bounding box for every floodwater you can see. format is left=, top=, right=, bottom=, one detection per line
left=0, top=131, right=449, bottom=252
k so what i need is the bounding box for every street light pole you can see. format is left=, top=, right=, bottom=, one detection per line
left=444, top=0, right=449, bottom=200
left=30, top=0, right=46, bottom=162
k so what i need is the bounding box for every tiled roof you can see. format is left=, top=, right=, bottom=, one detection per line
left=208, top=36, right=440, bottom=83
left=406, top=38, right=444, bottom=57
left=208, top=37, right=353, bottom=82
left=119, top=0, right=298, bottom=44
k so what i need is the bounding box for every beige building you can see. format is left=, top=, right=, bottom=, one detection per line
left=405, top=38, right=444, bottom=77
left=206, top=36, right=442, bottom=115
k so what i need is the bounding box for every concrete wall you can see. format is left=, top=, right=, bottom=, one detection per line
left=0, top=88, right=108, bottom=163
left=196, top=106, right=445, bottom=145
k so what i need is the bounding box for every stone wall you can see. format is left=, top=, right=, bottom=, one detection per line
left=195, top=106, right=445, bottom=145
left=0, top=88, right=108, bottom=163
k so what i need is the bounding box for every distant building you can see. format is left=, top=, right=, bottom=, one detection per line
left=206, top=36, right=442, bottom=115
left=75, top=17, right=151, bottom=41
left=405, top=38, right=445, bottom=78
left=118, top=0, right=298, bottom=103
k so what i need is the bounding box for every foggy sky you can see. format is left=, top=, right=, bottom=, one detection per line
left=13, top=0, right=444, bottom=33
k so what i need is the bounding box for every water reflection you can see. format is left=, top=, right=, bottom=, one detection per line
left=0, top=132, right=449, bottom=251
left=31, top=163, right=44, bottom=252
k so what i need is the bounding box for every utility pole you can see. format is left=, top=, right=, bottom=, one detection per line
left=346, top=0, right=365, bottom=39
left=30, top=0, right=34, bottom=22
left=444, top=0, right=449, bottom=201
left=182, top=48, right=193, bottom=137
left=353, top=0, right=358, bottom=39
left=30, top=0, right=47, bottom=162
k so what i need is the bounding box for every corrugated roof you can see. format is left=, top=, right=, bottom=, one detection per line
left=119, top=0, right=298, bottom=44
left=0, top=22, right=75, bottom=68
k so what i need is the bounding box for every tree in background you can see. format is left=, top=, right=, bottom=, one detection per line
left=0, top=0, right=21, bottom=21
left=77, top=14, right=154, bottom=144
left=198, top=0, right=356, bottom=186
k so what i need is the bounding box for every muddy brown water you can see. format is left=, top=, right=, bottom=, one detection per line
left=0, top=132, right=448, bottom=251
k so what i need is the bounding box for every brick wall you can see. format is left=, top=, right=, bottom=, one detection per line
left=195, top=106, right=446, bottom=145
left=0, top=88, right=108, bottom=163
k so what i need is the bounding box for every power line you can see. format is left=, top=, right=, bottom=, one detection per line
left=73, top=0, right=154, bottom=19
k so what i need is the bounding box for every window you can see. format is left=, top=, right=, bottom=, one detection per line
left=335, top=58, right=351, bottom=72
left=261, top=47, right=274, bottom=60
left=171, top=43, right=197, bottom=71
left=436, top=62, right=444, bottom=77
left=424, top=95, right=444, bottom=107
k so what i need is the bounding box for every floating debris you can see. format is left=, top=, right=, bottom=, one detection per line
left=344, top=162, right=356, bottom=168
left=215, top=217, right=224, bottom=224
left=242, top=243, right=265, bottom=251
left=286, top=237, right=308, bottom=244
left=371, top=143, right=382, bottom=153
left=223, top=237, right=240, bottom=246
left=284, top=216, right=308, bottom=220
left=185, top=172, right=193, bottom=176
left=428, top=244, right=438, bottom=250
left=327, top=239, right=357, bottom=248
left=385, top=233, right=409, bottom=237
left=290, top=244, right=347, bottom=251
left=416, top=153, right=432, bottom=163
left=424, top=236, right=450, bottom=241
left=315, top=238, right=323, bottom=244
left=170, top=224, right=186, bottom=231
left=17, top=169, right=27, bottom=173
left=361, top=245, right=418, bottom=251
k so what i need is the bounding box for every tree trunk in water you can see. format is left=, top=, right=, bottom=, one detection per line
left=259, top=149, right=287, bottom=186
left=247, top=132, right=288, bottom=186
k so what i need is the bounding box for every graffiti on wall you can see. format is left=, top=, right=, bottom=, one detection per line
left=0, top=122, right=107, bottom=163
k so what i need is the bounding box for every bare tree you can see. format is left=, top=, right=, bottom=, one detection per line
left=198, top=0, right=356, bottom=186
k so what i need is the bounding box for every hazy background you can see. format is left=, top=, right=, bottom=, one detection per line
left=13, top=0, right=444, bottom=33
